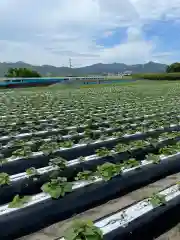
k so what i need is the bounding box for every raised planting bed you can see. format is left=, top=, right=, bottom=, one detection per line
left=1, top=123, right=180, bottom=175
left=0, top=108, right=179, bottom=145
left=1, top=140, right=180, bottom=205
left=2, top=152, right=180, bottom=238
left=58, top=184, right=180, bottom=240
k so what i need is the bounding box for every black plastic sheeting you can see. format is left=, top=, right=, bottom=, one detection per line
left=0, top=135, right=180, bottom=205
left=0, top=110, right=173, bottom=144
left=2, top=124, right=180, bottom=175
left=103, top=194, right=180, bottom=240
left=1, top=155, right=180, bottom=239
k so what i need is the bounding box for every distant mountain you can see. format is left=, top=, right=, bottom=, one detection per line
left=0, top=61, right=167, bottom=77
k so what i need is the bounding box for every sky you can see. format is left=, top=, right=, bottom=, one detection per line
left=0, top=0, right=180, bottom=67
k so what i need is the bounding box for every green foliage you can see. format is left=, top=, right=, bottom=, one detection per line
left=84, top=128, right=94, bottom=138
left=5, top=67, right=41, bottom=78
left=26, top=167, right=40, bottom=177
left=0, top=172, right=10, bottom=186
left=114, top=143, right=128, bottom=153
left=148, top=193, right=166, bottom=207
left=0, top=158, right=7, bottom=165
left=123, top=158, right=139, bottom=168
left=134, top=72, right=180, bottom=80
left=146, top=154, right=161, bottom=164
left=12, top=146, right=32, bottom=157
left=41, top=177, right=72, bottom=199
left=8, top=195, right=31, bottom=208
left=59, top=141, right=74, bottom=148
left=96, top=162, right=121, bottom=181
left=12, top=139, right=26, bottom=147
left=166, top=63, right=180, bottom=73
left=75, top=171, right=95, bottom=181
left=130, top=140, right=147, bottom=149
left=39, top=142, right=55, bottom=155
left=49, top=157, right=67, bottom=170
left=64, top=220, right=103, bottom=240
left=159, top=146, right=176, bottom=155
left=95, top=147, right=111, bottom=157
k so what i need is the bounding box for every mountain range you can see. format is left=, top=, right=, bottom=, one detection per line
left=0, top=61, right=167, bottom=77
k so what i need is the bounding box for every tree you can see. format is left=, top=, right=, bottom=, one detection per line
left=5, top=68, right=41, bottom=77
left=166, top=62, right=180, bottom=73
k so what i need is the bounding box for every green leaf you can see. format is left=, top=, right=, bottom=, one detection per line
left=41, top=178, right=72, bottom=199
left=0, top=172, right=10, bottom=186
left=49, top=157, right=67, bottom=169
left=96, top=162, right=119, bottom=181
left=64, top=220, right=103, bottom=240
left=149, top=193, right=166, bottom=207
left=26, top=167, right=39, bottom=176
left=8, top=195, right=31, bottom=208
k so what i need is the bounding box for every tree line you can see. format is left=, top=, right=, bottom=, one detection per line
left=133, top=62, right=180, bottom=80
left=5, top=68, right=41, bottom=78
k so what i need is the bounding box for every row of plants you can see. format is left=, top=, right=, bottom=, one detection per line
left=1, top=109, right=180, bottom=155
left=1, top=117, right=180, bottom=179
left=0, top=148, right=180, bottom=239
left=1, top=131, right=180, bottom=206
left=0, top=102, right=179, bottom=139
left=0, top=151, right=172, bottom=207
left=1, top=85, right=180, bottom=131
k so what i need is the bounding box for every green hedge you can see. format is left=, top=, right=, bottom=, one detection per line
left=133, top=72, right=180, bottom=80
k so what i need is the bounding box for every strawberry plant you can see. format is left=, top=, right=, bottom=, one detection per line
left=59, top=141, right=74, bottom=148
left=8, top=195, right=31, bottom=208
left=159, top=146, right=177, bottom=156
left=112, top=131, right=123, bottom=137
left=26, top=167, right=40, bottom=177
left=95, top=147, right=112, bottom=157
left=49, top=157, right=67, bottom=170
left=0, top=172, right=10, bottom=186
left=12, top=146, right=32, bottom=157
left=114, top=143, right=129, bottom=153
left=123, top=158, right=140, bottom=169
left=39, top=142, right=54, bottom=155
left=11, top=139, right=27, bottom=147
left=41, top=177, right=72, bottom=199
left=130, top=140, right=147, bottom=149
left=146, top=154, right=161, bottom=164
left=75, top=171, right=95, bottom=181
left=84, top=128, right=94, bottom=138
left=64, top=220, right=103, bottom=240
left=96, top=162, right=121, bottom=181
left=79, top=137, right=93, bottom=145
left=148, top=193, right=166, bottom=207
left=145, top=137, right=158, bottom=147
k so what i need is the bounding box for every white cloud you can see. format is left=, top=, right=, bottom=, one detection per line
left=0, top=0, right=180, bottom=66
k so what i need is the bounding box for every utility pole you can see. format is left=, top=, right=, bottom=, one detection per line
left=69, top=58, right=72, bottom=68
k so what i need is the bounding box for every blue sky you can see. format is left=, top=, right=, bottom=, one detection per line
left=143, top=20, right=180, bottom=52
left=96, top=27, right=128, bottom=47
left=97, top=20, right=180, bottom=51
left=0, top=0, right=180, bottom=66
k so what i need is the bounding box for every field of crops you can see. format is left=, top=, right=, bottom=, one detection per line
left=1, top=82, right=180, bottom=240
